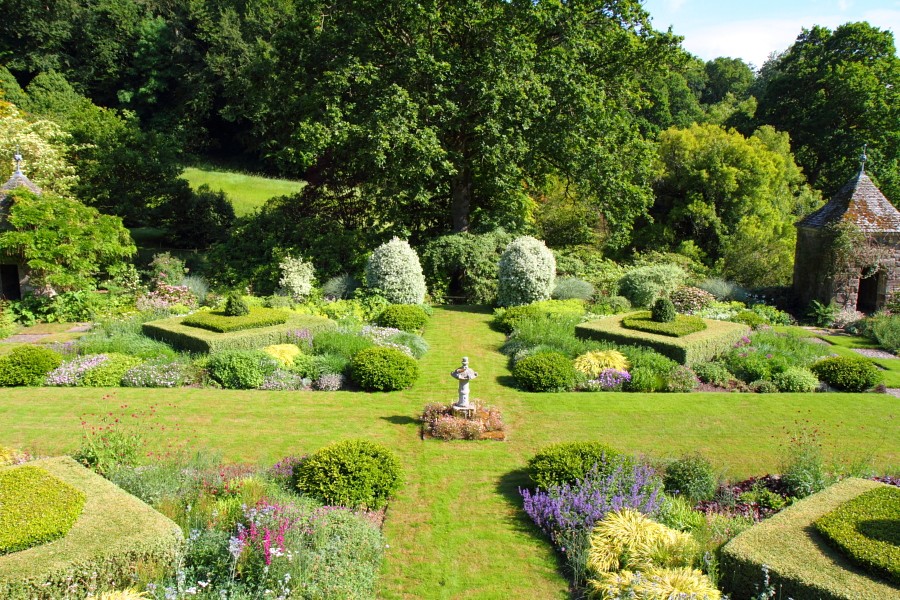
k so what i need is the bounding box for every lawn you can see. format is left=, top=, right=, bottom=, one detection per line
left=0, top=306, right=897, bottom=599
left=181, top=166, right=304, bottom=217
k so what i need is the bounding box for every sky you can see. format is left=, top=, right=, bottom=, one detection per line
left=641, top=0, right=900, bottom=69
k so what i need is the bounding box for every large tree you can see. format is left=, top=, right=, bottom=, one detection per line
left=755, top=22, right=900, bottom=203
left=215, top=0, right=680, bottom=246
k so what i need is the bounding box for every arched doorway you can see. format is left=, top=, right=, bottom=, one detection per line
left=856, top=268, right=885, bottom=313
left=0, top=264, right=21, bottom=300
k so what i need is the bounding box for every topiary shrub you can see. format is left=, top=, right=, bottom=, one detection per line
left=651, top=298, right=677, bottom=323
left=295, top=439, right=402, bottom=510
left=772, top=367, right=819, bottom=393
left=350, top=346, right=419, bottom=391
left=278, top=255, right=315, bottom=301
left=551, top=277, right=595, bottom=301
left=79, top=353, right=142, bottom=387
left=224, top=292, right=250, bottom=317
left=811, top=356, right=882, bottom=392
left=527, top=441, right=627, bottom=490
left=0, top=345, right=63, bottom=386
left=619, top=264, right=687, bottom=308
left=376, top=304, right=428, bottom=332
left=573, top=350, right=630, bottom=379
left=496, top=236, right=556, bottom=307
left=206, top=349, right=277, bottom=389
left=663, top=453, right=717, bottom=503
left=365, top=237, right=427, bottom=304
left=512, top=351, right=577, bottom=392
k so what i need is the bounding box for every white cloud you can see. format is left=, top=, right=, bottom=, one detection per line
left=838, top=0, right=852, bottom=11
left=664, top=0, right=688, bottom=11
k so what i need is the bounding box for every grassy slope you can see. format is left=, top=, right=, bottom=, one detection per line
left=0, top=307, right=898, bottom=598
left=180, top=167, right=304, bottom=217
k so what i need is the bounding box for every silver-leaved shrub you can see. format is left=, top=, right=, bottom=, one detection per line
left=497, top=236, right=556, bottom=307
left=365, top=237, right=426, bottom=304
left=278, top=255, right=315, bottom=301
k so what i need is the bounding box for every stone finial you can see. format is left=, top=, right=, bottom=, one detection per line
left=860, top=143, right=868, bottom=172
left=13, top=148, right=22, bottom=174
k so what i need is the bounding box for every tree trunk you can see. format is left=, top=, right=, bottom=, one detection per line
left=450, top=166, right=472, bottom=233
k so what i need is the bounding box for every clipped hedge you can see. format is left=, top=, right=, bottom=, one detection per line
left=815, top=486, right=900, bottom=585
left=576, top=313, right=749, bottom=366
left=720, top=478, right=898, bottom=599
left=0, top=457, right=182, bottom=598
left=0, top=466, right=86, bottom=555
left=621, top=311, right=707, bottom=337
left=180, top=307, right=290, bottom=333
left=376, top=304, right=428, bottom=332
left=812, top=356, right=883, bottom=392
left=142, top=314, right=334, bottom=353
left=0, top=345, right=63, bottom=386
left=350, top=346, right=419, bottom=391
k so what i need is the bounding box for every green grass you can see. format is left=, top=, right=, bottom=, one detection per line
left=181, top=167, right=304, bottom=217
left=0, top=307, right=897, bottom=599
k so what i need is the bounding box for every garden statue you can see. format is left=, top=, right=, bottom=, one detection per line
left=451, top=356, right=478, bottom=409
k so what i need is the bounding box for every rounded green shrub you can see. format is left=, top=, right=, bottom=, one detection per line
left=224, top=292, right=250, bottom=317
left=207, top=349, right=277, bottom=389
left=497, top=236, right=556, bottom=307
left=731, top=310, right=766, bottom=328
left=693, top=361, right=732, bottom=387
left=619, top=264, right=687, bottom=308
left=376, top=304, right=428, bottom=332
left=663, top=454, right=717, bottom=503
left=528, top=441, right=627, bottom=489
left=664, top=365, right=699, bottom=392
left=295, top=439, right=402, bottom=509
left=513, top=351, right=577, bottom=392
left=0, top=345, right=63, bottom=386
left=552, top=277, right=595, bottom=301
left=350, top=346, right=419, bottom=391
left=750, top=379, right=779, bottom=393
left=772, top=367, right=820, bottom=393
left=79, top=353, right=142, bottom=387
left=651, top=297, right=677, bottom=323
left=365, top=237, right=427, bottom=304
left=811, top=356, right=882, bottom=392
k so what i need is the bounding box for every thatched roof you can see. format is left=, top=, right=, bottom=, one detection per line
left=797, top=169, right=900, bottom=233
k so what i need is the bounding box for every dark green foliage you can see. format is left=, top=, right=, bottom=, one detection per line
left=0, top=346, right=63, bottom=386
left=78, top=353, right=142, bottom=387
left=651, top=298, right=676, bottom=323
left=376, top=304, right=428, bottom=332
left=296, top=439, right=402, bottom=510
left=815, top=486, right=900, bottom=584
left=621, top=311, right=706, bottom=337
left=0, top=466, right=86, bottom=555
left=421, top=230, right=515, bottom=304
left=664, top=454, right=717, bottom=503
left=811, top=356, right=882, bottom=392
left=223, top=293, right=250, bottom=317
left=313, top=330, right=375, bottom=360
left=527, top=441, right=627, bottom=490
left=350, top=347, right=419, bottom=391
left=693, top=361, right=732, bottom=387
left=158, top=185, right=235, bottom=248
left=206, top=350, right=277, bottom=389
left=512, top=352, right=577, bottom=392
left=807, top=300, right=838, bottom=327
left=321, top=274, right=359, bottom=300
left=866, top=312, right=900, bottom=354
left=181, top=308, right=289, bottom=333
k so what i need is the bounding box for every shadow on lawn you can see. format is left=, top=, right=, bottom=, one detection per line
left=380, top=415, right=419, bottom=426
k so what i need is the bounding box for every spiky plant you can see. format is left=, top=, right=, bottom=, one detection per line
left=574, top=350, right=631, bottom=378
left=587, top=509, right=697, bottom=575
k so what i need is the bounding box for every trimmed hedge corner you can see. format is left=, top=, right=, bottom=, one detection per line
left=181, top=307, right=290, bottom=333
left=0, top=466, right=86, bottom=555
left=142, top=314, right=334, bottom=353
left=576, top=312, right=749, bottom=366
left=0, top=457, right=182, bottom=598
left=815, top=486, right=900, bottom=585
left=720, top=478, right=898, bottom=599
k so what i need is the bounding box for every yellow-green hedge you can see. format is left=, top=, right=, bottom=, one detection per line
left=720, top=478, right=898, bottom=599
left=0, top=466, right=86, bottom=555
left=0, top=457, right=182, bottom=599
left=576, top=312, right=748, bottom=366
left=620, top=311, right=707, bottom=337
left=815, top=486, right=900, bottom=585
left=142, top=313, right=334, bottom=353
left=181, top=307, right=290, bottom=333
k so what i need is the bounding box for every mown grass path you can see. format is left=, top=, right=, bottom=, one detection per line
left=0, top=306, right=898, bottom=598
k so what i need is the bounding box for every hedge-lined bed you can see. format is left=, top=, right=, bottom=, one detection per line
left=180, top=307, right=290, bottom=333
left=0, top=457, right=182, bottom=598
left=576, top=312, right=750, bottom=366
left=142, top=313, right=334, bottom=353
left=620, top=310, right=707, bottom=337
left=720, top=478, right=898, bottom=599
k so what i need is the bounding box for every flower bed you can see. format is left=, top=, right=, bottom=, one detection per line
left=420, top=403, right=505, bottom=440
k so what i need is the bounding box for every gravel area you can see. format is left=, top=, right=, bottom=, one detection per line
left=0, top=334, right=48, bottom=344
left=884, top=388, right=900, bottom=398
left=852, top=348, right=898, bottom=359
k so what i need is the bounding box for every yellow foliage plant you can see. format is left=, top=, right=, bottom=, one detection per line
left=589, top=567, right=721, bottom=600
left=587, top=508, right=698, bottom=574
left=263, top=343, right=302, bottom=367
left=97, top=590, right=149, bottom=600
left=574, top=350, right=631, bottom=379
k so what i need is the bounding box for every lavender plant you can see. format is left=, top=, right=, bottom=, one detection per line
left=583, top=368, right=631, bottom=391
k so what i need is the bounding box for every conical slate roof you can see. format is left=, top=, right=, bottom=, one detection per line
left=0, top=169, right=42, bottom=223
left=797, top=169, right=900, bottom=233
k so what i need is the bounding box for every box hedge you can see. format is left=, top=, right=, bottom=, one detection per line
left=142, top=314, right=334, bottom=354
left=576, top=312, right=749, bottom=366
left=0, top=457, right=182, bottom=599
left=180, top=307, right=290, bottom=333
left=0, top=466, right=86, bottom=555
left=720, top=478, right=898, bottom=599
left=815, top=486, right=900, bottom=585
left=621, top=311, right=707, bottom=337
